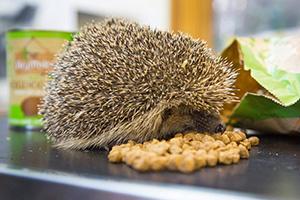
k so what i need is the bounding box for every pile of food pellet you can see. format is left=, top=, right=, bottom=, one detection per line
left=108, top=131, right=259, bottom=173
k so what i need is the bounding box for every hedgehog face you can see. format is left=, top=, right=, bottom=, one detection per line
left=160, top=105, right=225, bottom=137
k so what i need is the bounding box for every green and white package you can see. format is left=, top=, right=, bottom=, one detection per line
left=6, top=30, right=73, bottom=130
left=222, top=37, right=300, bottom=134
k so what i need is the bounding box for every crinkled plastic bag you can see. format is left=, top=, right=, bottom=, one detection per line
left=222, top=37, right=300, bottom=134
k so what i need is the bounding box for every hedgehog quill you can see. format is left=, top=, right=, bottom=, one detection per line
left=39, top=19, right=237, bottom=149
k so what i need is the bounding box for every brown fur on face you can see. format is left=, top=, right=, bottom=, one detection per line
left=159, top=104, right=225, bottom=137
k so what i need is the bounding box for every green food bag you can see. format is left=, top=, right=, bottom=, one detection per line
left=222, top=37, right=300, bottom=134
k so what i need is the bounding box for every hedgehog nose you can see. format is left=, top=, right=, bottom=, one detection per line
left=215, top=123, right=225, bottom=133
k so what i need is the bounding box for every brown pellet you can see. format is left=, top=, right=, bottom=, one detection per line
left=177, top=155, right=196, bottom=173
left=169, top=144, right=182, bottom=154
left=149, top=156, right=167, bottom=171
left=219, top=151, right=233, bottom=165
left=249, top=136, right=260, bottom=146
left=107, top=149, right=122, bottom=162
left=240, top=139, right=251, bottom=150
left=239, top=144, right=250, bottom=159
left=207, top=150, right=218, bottom=166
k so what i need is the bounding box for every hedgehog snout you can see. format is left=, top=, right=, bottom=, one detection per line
left=192, top=110, right=224, bottom=134
left=194, top=119, right=224, bottom=134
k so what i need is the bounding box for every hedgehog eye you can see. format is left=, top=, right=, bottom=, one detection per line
left=161, top=109, right=172, bottom=120
left=161, top=109, right=173, bottom=120
left=164, top=109, right=172, bottom=116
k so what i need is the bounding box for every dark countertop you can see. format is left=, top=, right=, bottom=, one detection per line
left=0, top=116, right=299, bottom=200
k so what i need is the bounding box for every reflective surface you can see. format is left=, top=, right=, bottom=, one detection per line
left=0, top=117, right=300, bottom=199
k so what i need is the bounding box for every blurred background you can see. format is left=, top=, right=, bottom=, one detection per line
left=1, top=0, right=300, bottom=115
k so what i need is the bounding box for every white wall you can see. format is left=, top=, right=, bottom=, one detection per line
left=30, top=0, right=171, bottom=31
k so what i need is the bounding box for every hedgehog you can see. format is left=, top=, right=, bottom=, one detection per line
left=39, top=18, right=237, bottom=149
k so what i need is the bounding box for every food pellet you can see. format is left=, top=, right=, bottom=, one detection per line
left=249, top=136, right=260, bottom=146
left=239, top=144, right=250, bottom=159
left=177, top=155, right=195, bottom=173
left=219, top=151, right=233, bottom=165
left=206, top=150, right=218, bottom=166
left=108, top=130, right=259, bottom=173
left=240, top=139, right=251, bottom=150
